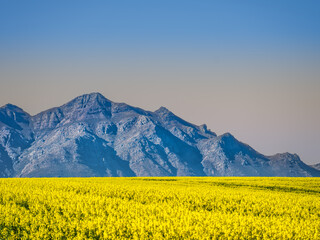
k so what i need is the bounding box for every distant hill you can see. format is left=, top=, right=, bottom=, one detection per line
left=311, top=163, right=320, bottom=171
left=1, top=93, right=319, bottom=177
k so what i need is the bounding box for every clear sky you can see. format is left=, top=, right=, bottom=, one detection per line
left=0, top=0, right=319, bottom=164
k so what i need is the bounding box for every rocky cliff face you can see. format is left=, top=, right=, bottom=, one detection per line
left=0, top=93, right=319, bottom=177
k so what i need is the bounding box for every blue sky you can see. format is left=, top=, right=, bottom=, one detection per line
left=0, top=1, right=320, bottom=164
left=1, top=0, right=319, bottom=55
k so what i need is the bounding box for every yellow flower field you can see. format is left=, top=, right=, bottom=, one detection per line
left=0, top=177, right=319, bottom=239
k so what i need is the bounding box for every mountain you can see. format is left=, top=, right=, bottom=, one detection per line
left=311, top=163, right=320, bottom=171
left=0, top=93, right=319, bottom=177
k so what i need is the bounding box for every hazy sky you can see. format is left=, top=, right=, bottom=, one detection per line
left=0, top=1, right=319, bottom=164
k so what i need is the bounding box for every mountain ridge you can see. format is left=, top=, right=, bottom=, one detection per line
left=311, top=163, right=320, bottom=171
left=0, top=92, right=319, bottom=177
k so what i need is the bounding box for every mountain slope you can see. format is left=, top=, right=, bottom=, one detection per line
left=1, top=93, right=319, bottom=177
left=0, top=104, right=33, bottom=177
left=311, top=163, right=320, bottom=171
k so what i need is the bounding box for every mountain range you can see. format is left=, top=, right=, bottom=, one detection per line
left=0, top=93, right=319, bottom=177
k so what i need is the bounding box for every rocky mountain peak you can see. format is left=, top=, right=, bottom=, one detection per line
left=71, top=92, right=111, bottom=104
left=218, top=132, right=237, bottom=144
left=64, top=92, right=112, bottom=111
left=155, top=106, right=171, bottom=113
left=154, top=107, right=175, bottom=120
left=0, top=104, right=30, bottom=130
left=1, top=104, right=26, bottom=112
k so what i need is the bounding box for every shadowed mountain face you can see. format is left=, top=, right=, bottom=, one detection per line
left=0, top=93, right=319, bottom=177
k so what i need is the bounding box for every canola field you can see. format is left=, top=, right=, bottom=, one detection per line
left=0, top=177, right=319, bottom=239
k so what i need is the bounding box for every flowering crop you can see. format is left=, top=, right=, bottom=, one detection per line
left=0, top=177, right=319, bottom=239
